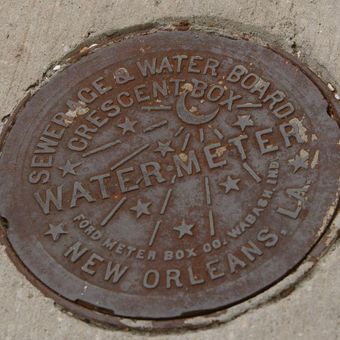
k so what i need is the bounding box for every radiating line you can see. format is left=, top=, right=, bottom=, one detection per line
left=174, top=126, right=184, bottom=137
left=213, top=128, right=224, bottom=140
left=160, top=188, right=173, bottom=215
left=171, top=174, right=177, bottom=184
left=181, top=132, right=191, bottom=151
left=209, top=209, right=215, bottom=236
left=236, top=102, right=263, bottom=108
left=148, top=220, right=161, bottom=247
left=111, top=144, right=150, bottom=170
left=204, top=176, right=212, bottom=205
left=82, top=140, right=121, bottom=158
left=141, top=105, right=172, bottom=111
left=143, top=120, right=168, bottom=133
left=243, top=162, right=261, bottom=183
left=136, top=176, right=144, bottom=185
left=100, top=197, right=127, bottom=227
left=199, top=128, right=204, bottom=143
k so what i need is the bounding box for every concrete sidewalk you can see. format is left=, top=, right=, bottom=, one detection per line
left=0, top=1, right=339, bottom=339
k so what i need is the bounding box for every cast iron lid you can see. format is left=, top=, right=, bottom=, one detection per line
left=0, top=29, right=339, bottom=324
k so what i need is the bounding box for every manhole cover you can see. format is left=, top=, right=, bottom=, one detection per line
left=0, top=29, right=339, bottom=327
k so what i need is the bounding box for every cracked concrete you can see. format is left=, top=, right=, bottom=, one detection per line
left=0, top=0, right=339, bottom=339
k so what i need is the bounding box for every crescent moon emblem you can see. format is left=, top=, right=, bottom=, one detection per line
left=176, top=92, right=220, bottom=125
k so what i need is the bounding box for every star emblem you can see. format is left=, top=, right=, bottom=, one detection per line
left=117, top=117, right=137, bottom=135
left=219, top=175, right=240, bottom=194
left=289, top=151, right=309, bottom=173
left=233, top=115, right=254, bottom=131
left=130, top=199, right=151, bottom=218
left=44, top=223, right=67, bottom=241
left=173, top=220, right=195, bottom=239
left=58, top=160, right=82, bottom=177
left=154, top=140, right=175, bottom=157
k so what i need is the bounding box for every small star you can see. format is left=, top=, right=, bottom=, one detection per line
left=173, top=220, right=195, bottom=239
left=154, top=140, right=175, bottom=157
left=44, top=223, right=67, bottom=241
left=233, top=115, right=254, bottom=131
left=219, top=175, right=240, bottom=194
left=58, top=160, right=82, bottom=177
left=130, top=199, right=151, bottom=218
left=117, top=117, right=137, bottom=135
left=289, top=151, right=309, bottom=173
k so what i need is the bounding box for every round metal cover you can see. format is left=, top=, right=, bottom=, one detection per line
left=0, top=29, right=339, bottom=326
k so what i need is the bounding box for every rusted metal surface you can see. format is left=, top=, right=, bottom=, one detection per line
left=0, top=28, right=339, bottom=329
